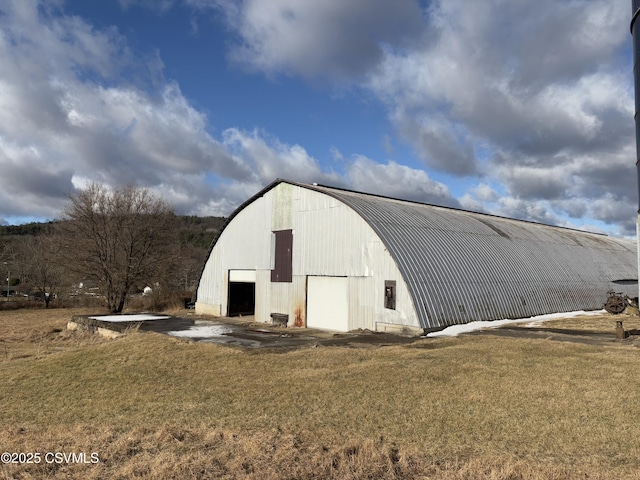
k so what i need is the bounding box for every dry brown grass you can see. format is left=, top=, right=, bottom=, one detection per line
left=0, top=307, right=110, bottom=361
left=530, top=311, right=640, bottom=333
left=2, top=308, right=640, bottom=479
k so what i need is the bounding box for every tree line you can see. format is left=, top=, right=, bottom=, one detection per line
left=0, top=184, right=225, bottom=312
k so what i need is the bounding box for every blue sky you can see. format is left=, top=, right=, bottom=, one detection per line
left=0, top=0, right=637, bottom=237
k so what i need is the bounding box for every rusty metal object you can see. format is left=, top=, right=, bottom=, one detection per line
left=605, top=293, right=627, bottom=314
left=270, top=313, right=288, bottom=327
left=604, top=291, right=638, bottom=315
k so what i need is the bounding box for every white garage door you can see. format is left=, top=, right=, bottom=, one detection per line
left=306, top=276, right=349, bottom=331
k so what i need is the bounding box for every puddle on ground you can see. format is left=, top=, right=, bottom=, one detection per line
left=138, top=318, right=318, bottom=348
left=167, top=323, right=232, bottom=339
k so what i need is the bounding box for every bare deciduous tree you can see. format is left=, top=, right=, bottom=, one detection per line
left=60, top=183, right=176, bottom=313
left=18, top=234, right=63, bottom=307
left=0, top=239, right=9, bottom=264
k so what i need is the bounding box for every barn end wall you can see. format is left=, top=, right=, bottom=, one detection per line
left=196, top=183, right=420, bottom=331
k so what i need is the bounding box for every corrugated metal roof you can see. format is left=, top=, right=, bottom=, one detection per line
left=301, top=182, right=638, bottom=329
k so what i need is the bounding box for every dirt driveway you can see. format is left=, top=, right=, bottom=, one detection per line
left=139, top=313, right=420, bottom=349
left=136, top=311, right=640, bottom=349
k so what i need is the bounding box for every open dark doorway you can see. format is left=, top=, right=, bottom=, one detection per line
left=228, top=282, right=255, bottom=316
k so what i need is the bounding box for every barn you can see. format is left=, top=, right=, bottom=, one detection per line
left=195, top=179, right=638, bottom=333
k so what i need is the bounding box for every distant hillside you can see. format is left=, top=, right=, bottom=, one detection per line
left=0, top=216, right=227, bottom=249
left=0, top=222, right=55, bottom=236
left=176, top=215, right=226, bottom=249
left=0, top=215, right=228, bottom=295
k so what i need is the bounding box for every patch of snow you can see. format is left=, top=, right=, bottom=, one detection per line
left=168, top=324, right=231, bottom=338
left=521, top=310, right=605, bottom=328
left=89, top=314, right=171, bottom=322
left=426, top=310, right=606, bottom=338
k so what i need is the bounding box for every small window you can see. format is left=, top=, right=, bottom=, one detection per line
left=384, top=280, right=396, bottom=310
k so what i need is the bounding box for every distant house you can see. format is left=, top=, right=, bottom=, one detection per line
left=195, top=179, right=637, bottom=333
left=1, top=286, right=17, bottom=297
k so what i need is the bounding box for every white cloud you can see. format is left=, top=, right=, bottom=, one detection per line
left=329, top=146, right=344, bottom=162
left=345, top=156, right=460, bottom=208
left=372, top=1, right=634, bottom=232
left=221, top=128, right=340, bottom=185
left=390, top=111, right=478, bottom=175
left=0, top=0, right=637, bottom=238
left=368, top=16, right=632, bottom=167
left=214, top=0, right=425, bottom=81
left=0, top=0, right=252, bottom=219
left=471, top=184, right=500, bottom=203
left=459, top=183, right=500, bottom=213
left=0, top=0, right=454, bottom=223
left=206, top=0, right=636, bottom=234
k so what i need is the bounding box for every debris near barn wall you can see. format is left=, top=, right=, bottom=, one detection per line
left=604, top=291, right=639, bottom=315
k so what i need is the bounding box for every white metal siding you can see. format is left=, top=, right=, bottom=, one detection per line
left=272, top=182, right=294, bottom=231
left=197, top=183, right=420, bottom=330
left=196, top=194, right=272, bottom=320
left=292, top=187, right=419, bottom=330
left=229, top=270, right=257, bottom=282
left=293, top=188, right=372, bottom=277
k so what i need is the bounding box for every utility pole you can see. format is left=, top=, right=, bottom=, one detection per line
left=631, top=1, right=640, bottom=300
left=2, top=262, right=8, bottom=300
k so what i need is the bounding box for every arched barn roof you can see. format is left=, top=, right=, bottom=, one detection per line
left=197, top=179, right=638, bottom=329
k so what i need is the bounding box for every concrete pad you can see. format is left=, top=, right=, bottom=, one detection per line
left=88, top=314, right=170, bottom=322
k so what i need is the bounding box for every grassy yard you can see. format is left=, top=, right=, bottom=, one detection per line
left=1, top=308, right=640, bottom=479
